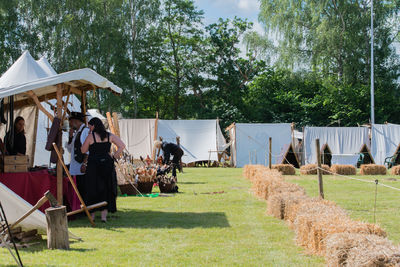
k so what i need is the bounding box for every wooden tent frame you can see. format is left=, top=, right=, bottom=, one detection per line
left=3, top=79, right=120, bottom=227
left=280, top=143, right=300, bottom=168
left=320, top=143, right=332, bottom=166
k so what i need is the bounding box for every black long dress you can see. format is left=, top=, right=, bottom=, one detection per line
left=85, top=132, right=117, bottom=213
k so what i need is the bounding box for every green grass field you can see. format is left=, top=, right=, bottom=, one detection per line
left=1, top=168, right=399, bottom=266
left=286, top=170, right=400, bottom=244
left=1, top=168, right=323, bottom=267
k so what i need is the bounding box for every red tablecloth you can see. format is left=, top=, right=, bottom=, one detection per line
left=0, top=170, right=80, bottom=213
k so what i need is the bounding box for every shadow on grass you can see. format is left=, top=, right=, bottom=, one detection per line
left=8, top=240, right=97, bottom=254
left=178, top=181, right=206, bottom=185
left=70, top=209, right=230, bottom=229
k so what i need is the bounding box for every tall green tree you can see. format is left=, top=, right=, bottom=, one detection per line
left=258, top=0, right=400, bottom=83
left=162, top=0, right=204, bottom=119
left=0, top=0, right=21, bottom=73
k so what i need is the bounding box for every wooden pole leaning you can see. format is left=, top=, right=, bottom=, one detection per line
left=315, top=139, right=324, bottom=199
left=52, top=143, right=95, bottom=227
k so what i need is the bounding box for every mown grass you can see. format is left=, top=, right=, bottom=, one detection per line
left=0, top=168, right=324, bottom=267
left=286, top=170, right=400, bottom=244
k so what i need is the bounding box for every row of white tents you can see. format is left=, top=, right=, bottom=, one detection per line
left=1, top=53, right=398, bottom=170
left=229, top=123, right=400, bottom=168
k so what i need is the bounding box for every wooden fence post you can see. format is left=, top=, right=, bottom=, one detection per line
left=315, top=139, right=324, bottom=199
left=269, top=137, right=272, bottom=169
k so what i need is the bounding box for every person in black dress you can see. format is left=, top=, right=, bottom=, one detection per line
left=154, top=140, right=184, bottom=177
left=81, top=117, right=125, bottom=222
left=5, top=116, right=26, bottom=155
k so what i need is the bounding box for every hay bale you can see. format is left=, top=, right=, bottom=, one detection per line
left=346, top=238, right=400, bottom=267
left=360, top=164, right=387, bottom=175
left=267, top=193, right=286, bottom=219
left=325, top=233, right=399, bottom=267
left=267, top=192, right=308, bottom=220
left=293, top=199, right=346, bottom=249
left=309, top=219, right=386, bottom=255
left=271, top=164, right=296, bottom=175
left=330, top=164, right=357, bottom=176
left=300, top=164, right=331, bottom=175
left=390, top=165, right=400, bottom=175
left=283, top=194, right=311, bottom=225
left=251, top=169, right=284, bottom=199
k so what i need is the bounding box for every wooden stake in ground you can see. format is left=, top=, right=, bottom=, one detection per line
left=52, top=143, right=95, bottom=227
left=315, top=138, right=324, bottom=199
left=46, top=206, right=69, bottom=250
left=269, top=137, right=272, bottom=169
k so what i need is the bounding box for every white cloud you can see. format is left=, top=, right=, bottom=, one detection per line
left=252, top=20, right=264, bottom=35
left=237, top=0, right=259, bottom=12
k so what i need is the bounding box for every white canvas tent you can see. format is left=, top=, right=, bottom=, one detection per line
left=0, top=182, right=79, bottom=238
left=0, top=51, right=105, bottom=166
left=371, top=124, right=400, bottom=165
left=232, top=123, right=293, bottom=168
left=0, top=50, right=122, bottom=204
left=304, top=127, right=370, bottom=166
left=118, top=119, right=227, bottom=164
left=119, top=119, right=156, bottom=160
left=157, top=119, right=227, bottom=164
left=0, top=182, right=47, bottom=234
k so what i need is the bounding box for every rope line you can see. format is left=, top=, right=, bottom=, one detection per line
left=316, top=167, right=400, bottom=192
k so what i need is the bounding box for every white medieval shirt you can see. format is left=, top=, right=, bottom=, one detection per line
left=65, top=123, right=89, bottom=176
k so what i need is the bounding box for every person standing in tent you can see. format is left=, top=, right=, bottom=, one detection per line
left=154, top=140, right=184, bottom=178
left=81, top=117, right=125, bottom=223
left=65, top=112, right=90, bottom=202
left=5, top=117, right=26, bottom=155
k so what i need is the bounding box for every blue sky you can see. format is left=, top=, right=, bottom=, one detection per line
left=193, top=0, right=264, bottom=33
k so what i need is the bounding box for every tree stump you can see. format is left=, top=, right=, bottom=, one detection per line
left=45, top=206, right=69, bottom=250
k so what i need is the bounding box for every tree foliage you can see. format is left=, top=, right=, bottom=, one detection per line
left=0, top=0, right=400, bottom=128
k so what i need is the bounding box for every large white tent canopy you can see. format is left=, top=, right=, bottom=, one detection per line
left=304, top=127, right=369, bottom=166
left=118, top=119, right=226, bottom=164
left=0, top=51, right=106, bottom=166
left=157, top=119, right=226, bottom=164
left=234, top=123, right=292, bottom=168
left=371, top=124, right=400, bottom=165
left=119, top=119, right=156, bottom=160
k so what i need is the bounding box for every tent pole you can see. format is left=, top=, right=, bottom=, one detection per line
left=30, top=107, right=39, bottom=168
left=152, top=112, right=159, bottom=162
left=81, top=90, right=87, bottom=124
left=56, top=84, right=63, bottom=204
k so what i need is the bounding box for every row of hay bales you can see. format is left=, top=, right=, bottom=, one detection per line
left=273, top=163, right=393, bottom=176
left=243, top=165, right=400, bottom=267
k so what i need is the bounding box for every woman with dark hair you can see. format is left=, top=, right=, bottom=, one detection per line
left=5, top=116, right=26, bottom=155
left=81, top=117, right=125, bottom=222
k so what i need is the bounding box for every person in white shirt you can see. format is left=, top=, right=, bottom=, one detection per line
left=65, top=112, right=89, bottom=201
